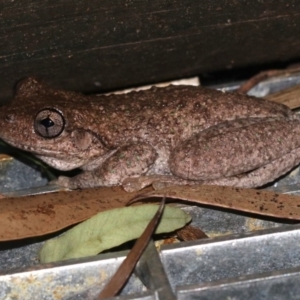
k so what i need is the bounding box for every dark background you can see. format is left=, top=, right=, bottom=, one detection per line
left=1, top=0, right=300, bottom=102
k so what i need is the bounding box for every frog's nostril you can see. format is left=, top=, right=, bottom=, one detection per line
left=5, top=114, right=15, bottom=123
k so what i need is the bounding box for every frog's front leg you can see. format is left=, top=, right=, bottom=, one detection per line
left=169, top=118, right=300, bottom=183
left=54, top=142, right=158, bottom=189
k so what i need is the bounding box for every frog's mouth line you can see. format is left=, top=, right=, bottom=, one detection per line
left=36, top=154, right=86, bottom=171
left=2, top=138, right=80, bottom=158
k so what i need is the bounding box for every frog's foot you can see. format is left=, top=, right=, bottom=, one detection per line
left=49, top=173, right=112, bottom=189
left=122, top=175, right=199, bottom=192
left=50, top=176, right=80, bottom=189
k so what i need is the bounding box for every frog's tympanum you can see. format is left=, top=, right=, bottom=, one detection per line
left=0, top=77, right=300, bottom=192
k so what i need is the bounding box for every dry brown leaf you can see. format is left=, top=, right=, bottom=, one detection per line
left=176, top=225, right=208, bottom=241
left=131, top=185, right=300, bottom=220
left=266, top=84, right=300, bottom=109
left=0, top=186, right=150, bottom=241
left=3, top=183, right=300, bottom=242
left=236, top=68, right=300, bottom=109
left=0, top=153, right=13, bottom=162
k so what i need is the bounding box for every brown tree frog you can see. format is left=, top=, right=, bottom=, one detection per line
left=0, top=77, right=300, bottom=192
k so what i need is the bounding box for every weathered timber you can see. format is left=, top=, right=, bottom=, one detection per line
left=0, top=0, right=300, bottom=102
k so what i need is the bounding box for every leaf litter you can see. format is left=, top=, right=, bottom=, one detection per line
left=0, top=184, right=300, bottom=242
left=39, top=203, right=191, bottom=263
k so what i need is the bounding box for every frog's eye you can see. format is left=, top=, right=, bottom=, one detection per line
left=34, top=108, right=65, bottom=138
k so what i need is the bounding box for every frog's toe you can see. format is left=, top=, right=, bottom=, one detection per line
left=152, top=181, right=173, bottom=190
left=122, top=177, right=149, bottom=192
left=49, top=176, right=77, bottom=189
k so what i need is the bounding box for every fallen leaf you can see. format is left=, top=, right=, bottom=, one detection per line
left=98, top=198, right=165, bottom=299
left=176, top=225, right=208, bottom=241
left=2, top=182, right=300, bottom=242
left=266, top=84, right=300, bottom=109
left=131, top=185, right=300, bottom=220
left=39, top=203, right=191, bottom=263
left=0, top=186, right=151, bottom=241
left=236, top=67, right=300, bottom=109
left=0, top=153, right=13, bottom=162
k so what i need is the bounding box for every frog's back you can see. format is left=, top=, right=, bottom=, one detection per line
left=98, top=85, right=292, bottom=125
left=87, top=85, right=293, bottom=146
left=10, top=79, right=290, bottom=149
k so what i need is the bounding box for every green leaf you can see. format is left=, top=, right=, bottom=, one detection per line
left=39, top=204, right=191, bottom=263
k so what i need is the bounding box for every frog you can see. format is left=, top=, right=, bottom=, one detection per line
left=0, top=77, right=300, bottom=192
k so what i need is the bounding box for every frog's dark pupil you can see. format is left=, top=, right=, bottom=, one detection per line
left=40, top=117, right=54, bottom=128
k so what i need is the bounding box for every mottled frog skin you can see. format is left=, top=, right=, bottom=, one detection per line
left=0, top=77, right=300, bottom=192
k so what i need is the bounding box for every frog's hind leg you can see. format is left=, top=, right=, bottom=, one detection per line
left=122, top=146, right=300, bottom=191
left=203, top=147, right=300, bottom=188
left=169, top=118, right=300, bottom=182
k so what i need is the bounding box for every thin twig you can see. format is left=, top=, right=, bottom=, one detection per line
left=237, top=67, right=300, bottom=94
left=98, top=197, right=166, bottom=299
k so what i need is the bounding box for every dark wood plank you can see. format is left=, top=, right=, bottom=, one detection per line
left=1, top=0, right=300, bottom=102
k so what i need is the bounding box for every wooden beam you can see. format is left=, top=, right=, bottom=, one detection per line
left=1, top=0, right=300, bottom=102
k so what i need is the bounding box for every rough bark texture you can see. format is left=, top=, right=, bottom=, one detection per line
left=1, top=0, right=300, bottom=102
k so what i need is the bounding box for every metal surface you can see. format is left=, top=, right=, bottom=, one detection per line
left=135, top=240, right=176, bottom=300
left=2, top=225, right=300, bottom=299
left=0, top=151, right=48, bottom=193
left=177, top=267, right=300, bottom=300
left=248, top=74, right=300, bottom=98
left=164, top=225, right=300, bottom=290
left=1, top=73, right=300, bottom=298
